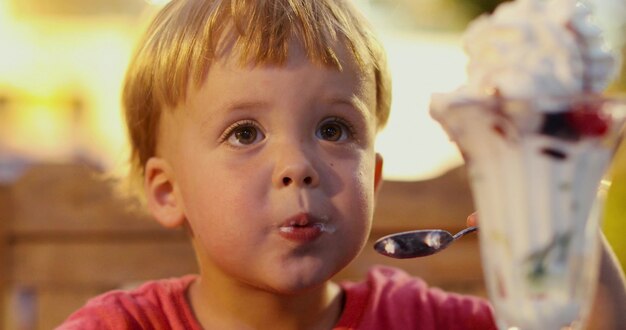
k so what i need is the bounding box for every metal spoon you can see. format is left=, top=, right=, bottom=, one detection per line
left=374, top=226, right=478, bottom=259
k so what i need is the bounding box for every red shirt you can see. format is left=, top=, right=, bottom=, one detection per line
left=57, top=266, right=496, bottom=329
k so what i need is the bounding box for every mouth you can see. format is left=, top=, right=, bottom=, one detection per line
left=278, top=213, right=335, bottom=242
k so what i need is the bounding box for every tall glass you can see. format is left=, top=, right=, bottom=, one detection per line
left=430, top=95, right=626, bottom=329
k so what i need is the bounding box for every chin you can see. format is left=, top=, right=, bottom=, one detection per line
left=265, top=279, right=327, bottom=296
left=262, top=259, right=344, bottom=295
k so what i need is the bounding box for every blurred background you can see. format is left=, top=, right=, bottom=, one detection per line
left=0, top=0, right=624, bottom=328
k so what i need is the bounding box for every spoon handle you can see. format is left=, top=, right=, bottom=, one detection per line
left=452, top=226, right=478, bottom=240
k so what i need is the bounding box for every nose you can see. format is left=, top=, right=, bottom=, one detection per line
left=273, top=146, right=320, bottom=188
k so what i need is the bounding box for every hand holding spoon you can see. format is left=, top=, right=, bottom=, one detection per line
left=374, top=226, right=478, bottom=259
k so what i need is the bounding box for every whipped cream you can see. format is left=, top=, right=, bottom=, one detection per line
left=433, top=0, right=620, bottom=113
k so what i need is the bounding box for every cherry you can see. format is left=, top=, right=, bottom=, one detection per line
left=565, top=109, right=609, bottom=137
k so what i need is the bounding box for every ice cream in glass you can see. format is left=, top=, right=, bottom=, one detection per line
left=429, top=0, right=625, bottom=328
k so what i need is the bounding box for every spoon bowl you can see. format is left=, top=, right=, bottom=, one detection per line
left=374, top=226, right=478, bottom=259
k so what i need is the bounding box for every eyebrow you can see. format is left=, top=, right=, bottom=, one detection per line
left=325, top=95, right=372, bottom=120
left=221, top=96, right=370, bottom=116
left=223, top=100, right=271, bottom=112
left=196, top=100, right=270, bottom=133
left=205, top=100, right=270, bottom=122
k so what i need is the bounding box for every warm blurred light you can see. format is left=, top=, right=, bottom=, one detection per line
left=0, top=5, right=134, bottom=173
left=375, top=31, right=466, bottom=181
left=353, top=1, right=468, bottom=181
left=7, top=104, right=71, bottom=156
left=0, top=0, right=10, bottom=22
left=144, top=0, right=173, bottom=6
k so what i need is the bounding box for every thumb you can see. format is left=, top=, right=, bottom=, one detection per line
left=467, top=212, right=478, bottom=227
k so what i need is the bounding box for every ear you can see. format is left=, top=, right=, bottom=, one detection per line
left=374, top=153, right=384, bottom=195
left=144, top=157, right=185, bottom=228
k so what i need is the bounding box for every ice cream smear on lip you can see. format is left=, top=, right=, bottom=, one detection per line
left=428, top=0, right=626, bottom=328
left=313, top=222, right=336, bottom=234
left=313, top=214, right=336, bottom=234
left=278, top=214, right=336, bottom=234
left=278, top=223, right=336, bottom=234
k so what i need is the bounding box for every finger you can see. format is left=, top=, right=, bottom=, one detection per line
left=467, top=212, right=478, bottom=227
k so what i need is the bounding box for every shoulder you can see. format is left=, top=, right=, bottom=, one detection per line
left=339, top=266, right=496, bottom=330
left=56, top=275, right=199, bottom=330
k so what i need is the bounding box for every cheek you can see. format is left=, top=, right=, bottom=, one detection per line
left=351, top=153, right=376, bottom=203
left=178, top=164, right=270, bottom=238
left=182, top=180, right=269, bottom=265
left=334, top=154, right=376, bottom=228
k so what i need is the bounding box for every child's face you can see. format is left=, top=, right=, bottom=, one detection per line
left=147, top=41, right=383, bottom=293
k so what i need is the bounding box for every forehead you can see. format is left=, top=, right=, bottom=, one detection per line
left=214, top=39, right=371, bottom=96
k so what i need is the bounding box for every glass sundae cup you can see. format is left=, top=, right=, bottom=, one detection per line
left=430, top=94, right=626, bottom=329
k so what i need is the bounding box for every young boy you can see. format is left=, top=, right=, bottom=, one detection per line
left=58, top=0, right=625, bottom=329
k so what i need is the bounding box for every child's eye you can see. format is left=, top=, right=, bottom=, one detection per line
left=316, top=117, right=354, bottom=142
left=222, top=120, right=265, bottom=147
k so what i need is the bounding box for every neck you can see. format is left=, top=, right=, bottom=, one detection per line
left=188, top=271, right=344, bottom=330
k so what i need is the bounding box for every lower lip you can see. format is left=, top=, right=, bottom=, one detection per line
left=278, top=225, right=323, bottom=242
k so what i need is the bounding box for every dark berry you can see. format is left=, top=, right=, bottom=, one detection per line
left=540, top=113, right=580, bottom=141
left=541, top=148, right=568, bottom=160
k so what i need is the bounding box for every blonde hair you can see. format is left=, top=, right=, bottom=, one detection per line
left=122, top=0, right=391, bottom=190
